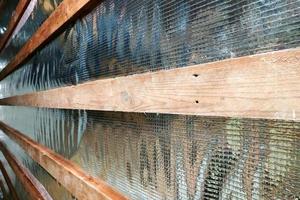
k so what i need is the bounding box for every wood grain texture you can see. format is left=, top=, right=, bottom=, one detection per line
left=0, top=121, right=128, bottom=200
left=0, top=0, right=31, bottom=53
left=0, top=161, right=19, bottom=200
left=1, top=48, right=300, bottom=121
left=0, top=140, right=52, bottom=200
left=0, top=0, right=99, bottom=80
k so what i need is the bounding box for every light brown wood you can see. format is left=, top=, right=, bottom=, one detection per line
left=0, top=0, right=99, bottom=80
left=0, top=121, right=128, bottom=200
left=0, top=140, right=53, bottom=200
left=0, top=161, right=19, bottom=200
left=0, top=0, right=31, bottom=53
left=1, top=48, right=300, bottom=121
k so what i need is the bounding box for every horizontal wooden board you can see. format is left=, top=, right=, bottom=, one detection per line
left=0, top=0, right=99, bottom=80
left=0, top=0, right=31, bottom=53
left=1, top=48, right=300, bottom=121
left=0, top=121, right=128, bottom=200
left=0, top=140, right=52, bottom=200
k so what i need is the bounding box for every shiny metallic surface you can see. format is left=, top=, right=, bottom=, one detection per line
left=0, top=0, right=63, bottom=70
left=0, top=0, right=19, bottom=38
left=0, top=0, right=299, bottom=199
left=0, top=106, right=299, bottom=199
left=0, top=131, right=73, bottom=200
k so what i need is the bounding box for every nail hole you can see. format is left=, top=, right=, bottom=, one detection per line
left=193, top=74, right=199, bottom=77
left=195, top=100, right=199, bottom=104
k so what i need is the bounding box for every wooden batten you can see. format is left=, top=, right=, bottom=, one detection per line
left=1, top=48, right=300, bottom=121
left=0, top=140, right=52, bottom=200
left=0, top=0, right=100, bottom=80
left=0, top=121, right=128, bottom=200
left=0, top=161, right=19, bottom=200
left=0, top=0, right=31, bottom=53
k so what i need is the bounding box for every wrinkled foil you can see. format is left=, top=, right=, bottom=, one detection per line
left=0, top=0, right=299, bottom=199
left=0, top=106, right=299, bottom=199
left=0, top=0, right=63, bottom=70
left=0, top=132, right=72, bottom=200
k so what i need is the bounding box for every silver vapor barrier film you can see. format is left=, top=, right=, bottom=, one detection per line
left=1, top=0, right=300, bottom=97
left=0, top=0, right=63, bottom=70
left=0, top=131, right=73, bottom=200
left=0, top=106, right=299, bottom=200
left=0, top=0, right=19, bottom=38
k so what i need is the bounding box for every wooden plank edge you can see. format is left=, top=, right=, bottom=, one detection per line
left=0, top=140, right=52, bottom=200
left=0, top=121, right=128, bottom=200
left=0, top=0, right=101, bottom=81
left=0, top=161, right=19, bottom=200
left=1, top=48, right=300, bottom=121
left=0, top=0, right=31, bottom=53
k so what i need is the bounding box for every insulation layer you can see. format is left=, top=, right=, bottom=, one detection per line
left=0, top=133, right=73, bottom=200
left=0, top=0, right=19, bottom=38
left=0, top=0, right=299, bottom=199
left=0, top=0, right=63, bottom=70
left=0, top=106, right=299, bottom=199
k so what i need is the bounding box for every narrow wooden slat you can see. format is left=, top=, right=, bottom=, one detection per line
left=0, top=0, right=31, bottom=53
left=0, top=161, right=19, bottom=200
left=0, top=0, right=99, bottom=80
left=1, top=48, right=300, bottom=121
left=0, top=121, right=128, bottom=200
left=0, top=140, right=52, bottom=200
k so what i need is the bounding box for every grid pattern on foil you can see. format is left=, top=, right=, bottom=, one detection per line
left=0, top=0, right=63, bottom=70
left=0, top=106, right=86, bottom=158
left=0, top=106, right=299, bottom=200
left=0, top=131, right=73, bottom=200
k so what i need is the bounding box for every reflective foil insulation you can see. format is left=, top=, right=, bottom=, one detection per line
left=0, top=0, right=19, bottom=38
left=0, top=0, right=63, bottom=70
left=0, top=107, right=299, bottom=199
left=0, top=0, right=299, bottom=199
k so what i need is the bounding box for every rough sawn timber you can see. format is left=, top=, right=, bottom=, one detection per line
left=0, top=121, right=128, bottom=200
left=1, top=48, right=300, bottom=121
left=0, top=0, right=100, bottom=80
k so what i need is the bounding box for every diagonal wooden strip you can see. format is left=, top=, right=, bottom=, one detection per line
left=0, top=161, right=19, bottom=200
left=1, top=48, right=300, bottom=121
left=0, top=140, right=53, bottom=200
left=0, top=0, right=31, bottom=53
left=0, top=0, right=100, bottom=80
left=0, top=121, right=128, bottom=200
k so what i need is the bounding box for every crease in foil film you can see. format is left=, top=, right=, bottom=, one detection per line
left=1, top=0, right=300, bottom=97
left=71, top=113, right=300, bottom=200
left=0, top=107, right=299, bottom=199
left=0, top=106, right=87, bottom=158
left=0, top=131, right=74, bottom=200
